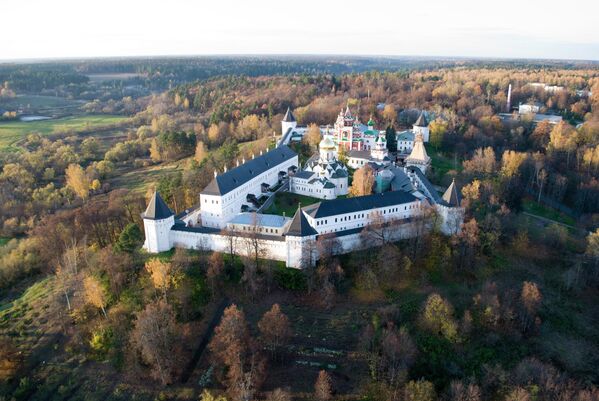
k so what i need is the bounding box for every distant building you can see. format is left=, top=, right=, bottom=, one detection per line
left=519, top=102, right=542, bottom=114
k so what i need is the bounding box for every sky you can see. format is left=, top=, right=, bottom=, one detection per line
left=2, top=0, right=599, bottom=61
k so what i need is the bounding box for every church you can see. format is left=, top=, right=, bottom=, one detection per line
left=289, top=137, right=349, bottom=200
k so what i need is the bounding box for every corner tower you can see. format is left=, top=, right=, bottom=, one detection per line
left=281, top=107, right=297, bottom=136
left=142, top=191, right=175, bottom=253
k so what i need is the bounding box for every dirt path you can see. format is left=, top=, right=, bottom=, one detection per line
left=180, top=298, right=230, bottom=384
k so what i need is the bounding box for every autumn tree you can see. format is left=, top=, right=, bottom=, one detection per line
left=83, top=274, right=108, bottom=318
left=200, top=390, right=228, bottom=401
left=429, top=118, right=448, bottom=149
left=585, top=229, right=599, bottom=277
left=258, top=304, right=292, bottom=357
left=448, top=380, right=481, bottom=401
left=131, top=300, right=180, bottom=385
left=207, top=252, right=224, bottom=296
left=145, top=258, right=176, bottom=300
left=462, top=147, right=496, bottom=176
left=304, top=123, right=322, bottom=150
left=314, top=370, right=333, bottom=401
left=404, top=379, right=436, bottom=401
left=420, top=293, right=459, bottom=342
left=519, top=281, right=542, bottom=333
left=65, top=163, right=91, bottom=200
left=265, top=388, right=291, bottom=401
left=195, top=141, right=208, bottom=163
left=349, top=164, right=375, bottom=197
left=382, top=104, right=397, bottom=123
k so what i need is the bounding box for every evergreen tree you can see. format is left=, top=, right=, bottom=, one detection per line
left=385, top=125, right=397, bottom=152
left=115, top=223, right=143, bottom=253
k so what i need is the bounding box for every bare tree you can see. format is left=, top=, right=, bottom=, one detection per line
left=130, top=300, right=180, bottom=385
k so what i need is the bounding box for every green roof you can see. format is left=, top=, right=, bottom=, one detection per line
left=363, top=130, right=378, bottom=136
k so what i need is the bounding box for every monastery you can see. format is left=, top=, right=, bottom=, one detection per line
left=143, top=107, right=464, bottom=268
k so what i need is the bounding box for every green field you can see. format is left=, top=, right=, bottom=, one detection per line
left=0, top=237, right=10, bottom=247
left=0, top=115, right=129, bottom=150
left=0, top=95, right=82, bottom=110
left=522, top=198, right=577, bottom=226
left=426, top=145, right=462, bottom=176
left=264, top=192, right=321, bottom=216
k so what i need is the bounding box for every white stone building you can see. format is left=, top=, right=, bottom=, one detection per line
left=290, top=137, right=349, bottom=199
left=199, top=145, right=298, bottom=228
left=348, top=135, right=392, bottom=169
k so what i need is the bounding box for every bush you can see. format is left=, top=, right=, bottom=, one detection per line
left=274, top=266, right=307, bottom=291
left=89, top=326, right=115, bottom=359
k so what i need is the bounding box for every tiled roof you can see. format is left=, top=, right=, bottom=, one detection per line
left=442, top=179, right=461, bottom=207
left=415, top=111, right=428, bottom=127
left=283, top=107, right=296, bottom=122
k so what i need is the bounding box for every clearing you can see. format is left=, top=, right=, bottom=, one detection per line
left=0, top=115, right=129, bottom=151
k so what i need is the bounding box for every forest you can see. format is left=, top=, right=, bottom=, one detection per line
left=1, top=57, right=599, bottom=401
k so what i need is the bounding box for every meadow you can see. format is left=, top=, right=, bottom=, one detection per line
left=0, top=115, right=129, bottom=151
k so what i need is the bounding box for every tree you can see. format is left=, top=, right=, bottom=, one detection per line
left=258, top=304, right=292, bottom=357
left=349, top=164, right=375, bottom=197
left=429, top=118, right=448, bottom=149
left=265, top=388, right=291, bottom=401
left=386, top=125, right=398, bottom=152
left=65, top=163, right=91, bottom=200
left=380, top=325, right=417, bottom=386
left=200, top=390, right=228, bottom=401
left=209, top=304, right=250, bottom=370
left=131, top=300, right=180, bottom=385
left=207, top=252, right=224, bottom=296
left=449, top=380, right=481, bottom=401
left=404, top=379, right=436, bottom=401
left=519, top=281, right=542, bottom=333
left=501, top=151, right=527, bottom=178
left=420, top=293, right=459, bottom=342
left=314, top=370, right=332, bottom=401
left=462, top=147, right=496, bottom=175
left=585, top=229, right=599, bottom=275
left=383, top=104, right=397, bottom=123
left=304, top=123, right=322, bottom=150
left=195, top=141, right=208, bottom=163
left=145, top=258, right=175, bottom=300
left=115, top=223, right=142, bottom=253
left=150, top=138, right=162, bottom=162
left=83, top=274, right=108, bottom=318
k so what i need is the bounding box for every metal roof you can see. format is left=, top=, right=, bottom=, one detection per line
left=283, top=107, right=296, bottom=122
left=285, top=208, right=318, bottom=237
left=201, top=145, right=297, bottom=196
left=304, top=190, right=418, bottom=219
left=442, top=179, right=461, bottom=207
left=143, top=192, right=174, bottom=220
left=414, top=111, right=428, bottom=127
left=229, top=213, right=290, bottom=228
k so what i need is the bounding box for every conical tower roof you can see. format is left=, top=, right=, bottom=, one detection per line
left=442, top=179, right=461, bottom=207
left=285, top=206, right=318, bottom=237
left=283, top=107, right=296, bottom=122
left=406, top=133, right=431, bottom=164
left=143, top=191, right=174, bottom=220
left=414, top=111, right=428, bottom=127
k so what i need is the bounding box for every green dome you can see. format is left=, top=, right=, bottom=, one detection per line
left=367, top=118, right=375, bottom=126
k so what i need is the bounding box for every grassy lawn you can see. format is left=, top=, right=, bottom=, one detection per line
left=522, top=198, right=577, bottom=226
left=0, top=115, right=129, bottom=151
left=109, top=157, right=189, bottom=193
left=264, top=191, right=321, bottom=216
left=426, top=145, right=461, bottom=177
left=0, top=94, right=82, bottom=110
left=0, top=237, right=10, bottom=247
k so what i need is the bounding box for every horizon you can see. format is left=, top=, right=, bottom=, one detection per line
left=3, top=0, right=599, bottom=61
